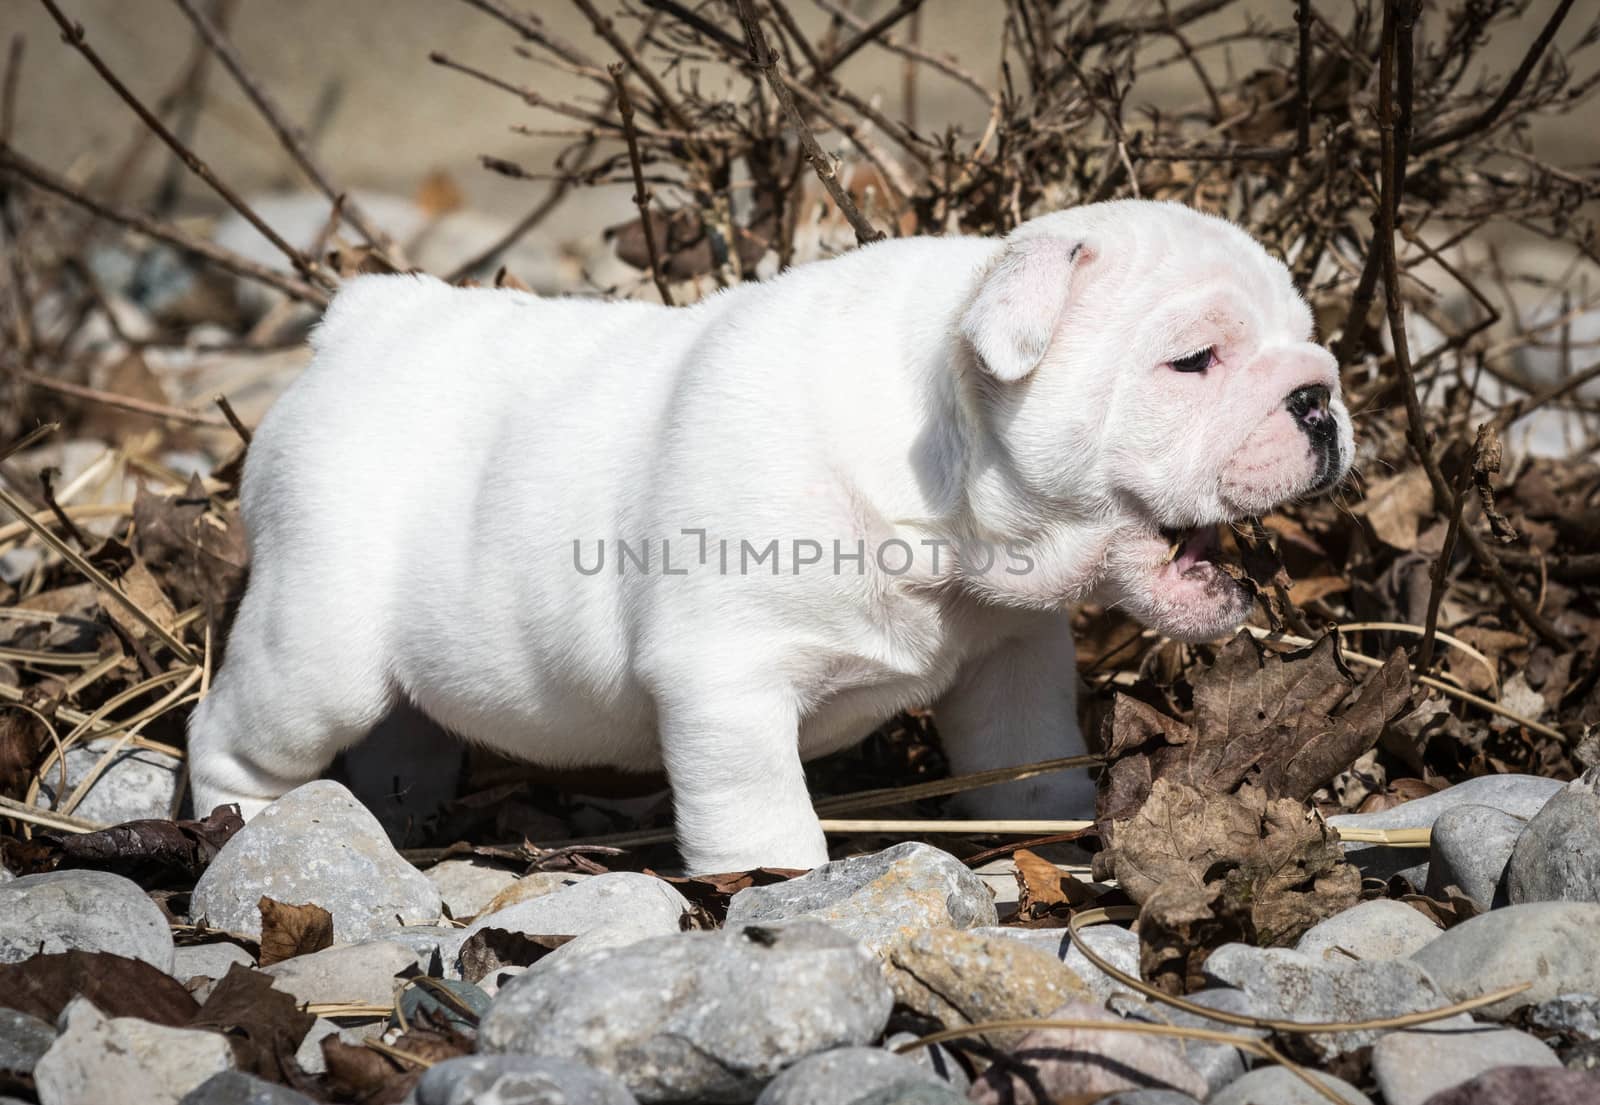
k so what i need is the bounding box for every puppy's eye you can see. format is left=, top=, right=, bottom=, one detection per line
left=1169, top=347, right=1214, bottom=374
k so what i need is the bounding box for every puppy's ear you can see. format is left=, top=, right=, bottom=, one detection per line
left=960, top=236, right=1089, bottom=382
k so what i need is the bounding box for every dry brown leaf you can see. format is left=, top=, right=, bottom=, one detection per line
left=457, top=930, right=572, bottom=983
left=1012, top=848, right=1097, bottom=919
left=257, top=898, right=334, bottom=967
left=1354, top=467, right=1435, bottom=549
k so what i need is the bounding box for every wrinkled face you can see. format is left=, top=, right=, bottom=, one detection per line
left=963, top=202, right=1353, bottom=641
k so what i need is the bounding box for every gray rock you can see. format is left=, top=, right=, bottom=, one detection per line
left=374, top=924, right=466, bottom=976
left=460, top=872, right=688, bottom=952
left=264, top=940, right=415, bottom=1006
left=172, top=943, right=256, bottom=983
left=1294, top=898, right=1441, bottom=964
left=34, top=996, right=234, bottom=1105
left=0, top=869, right=174, bottom=971
left=880, top=1034, right=968, bottom=1093
left=0, top=865, right=12, bottom=883
left=753, top=1048, right=943, bottom=1105
left=848, top=1085, right=968, bottom=1105
left=1371, top=1015, right=1561, bottom=1105
left=1528, top=993, right=1600, bottom=1042
left=178, top=1071, right=319, bottom=1104
left=0, top=1008, right=55, bottom=1076
left=1329, top=775, right=1564, bottom=885
left=1202, top=943, right=1450, bottom=1058
left=971, top=924, right=1143, bottom=1003
left=1506, top=767, right=1600, bottom=905
left=886, top=929, right=1088, bottom=1035
left=480, top=921, right=893, bottom=1103
left=1410, top=902, right=1600, bottom=1018
left=1118, top=987, right=1266, bottom=1095
left=292, top=1019, right=341, bottom=1076
left=724, top=842, right=996, bottom=952
left=1088, top=1094, right=1201, bottom=1105
left=968, top=999, right=1207, bottom=1103
left=1210, top=1067, right=1370, bottom=1105
left=1327, top=775, right=1567, bottom=831
left=190, top=780, right=442, bottom=943
left=416, top=1055, right=638, bottom=1105
left=1424, top=804, right=1526, bottom=906
left=34, top=737, right=181, bottom=824
left=426, top=859, right=522, bottom=920
left=1415, top=1065, right=1600, bottom=1104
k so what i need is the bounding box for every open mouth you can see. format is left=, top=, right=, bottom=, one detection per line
left=1116, top=520, right=1255, bottom=641
left=1159, top=523, right=1235, bottom=581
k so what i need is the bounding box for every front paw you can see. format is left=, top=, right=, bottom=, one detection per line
left=677, top=820, right=830, bottom=875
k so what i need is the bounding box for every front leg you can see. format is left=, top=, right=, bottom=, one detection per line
left=655, top=683, right=829, bottom=874
left=936, top=612, right=1096, bottom=819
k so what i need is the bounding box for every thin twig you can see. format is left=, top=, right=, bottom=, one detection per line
left=610, top=64, right=673, bottom=305
left=167, top=0, right=396, bottom=260
left=0, top=145, right=331, bottom=307
left=34, top=0, right=330, bottom=289
left=734, top=0, right=884, bottom=246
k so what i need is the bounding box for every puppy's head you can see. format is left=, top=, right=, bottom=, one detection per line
left=961, top=200, right=1352, bottom=641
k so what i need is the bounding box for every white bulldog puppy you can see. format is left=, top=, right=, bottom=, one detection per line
left=188, top=199, right=1353, bottom=873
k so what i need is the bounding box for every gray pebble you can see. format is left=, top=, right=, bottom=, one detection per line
left=0, top=1008, right=55, bottom=1077
left=459, top=872, right=688, bottom=963
left=381, top=924, right=468, bottom=977
left=34, top=737, right=181, bottom=824
left=1414, top=1066, right=1600, bottom=1103
left=1528, top=993, right=1600, bottom=1043
left=724, top=842, right=996, bottom=952
left=264, top=940, right=415, bottom=1006
left=1410, top=901, right=1600, bottom=1018
left=480, top=921, right=892, bottom=1103
left=1210, top=1067, right=1370, bottom=1105
left=880, top=1033, right=968, bottom=1093
left=968, top=998, right=1206, bottom=1103
left=1329, top=775, right=1564, bottom=885
left=1088, top=1094, right=1202, bottom=1105
left=178, top=1071, right=319, bottom=1104
left=0, top=869, right=174, bottom=971
left=970, top=924, right=1143, bottom=1003
left=34, top=997, right=233, bottom=1105
left=190, top=780, right=442, bottom=943
left=1294, top=898, right=1441, bottom=964
left=1202, top=943, right=1449, bottom=1059
left=847, top=1085, right=968, bottom=1105
left=1506, top=767, right=1600, bottom=905
left=172, top=943, right=256, bottom=983
left=1371, top=1015, right=1560, bottom=1105
left=1118, top=987, right=1266, bottom=1095
left=425, top=859, right=522, bottom=920
left=416, top=1055, right=638, bottom=1105
left=1424, top=804, right=1526, bottom=907
left=754, top=1048, right=944, bottom=1105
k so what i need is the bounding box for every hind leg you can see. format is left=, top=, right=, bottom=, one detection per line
left=188, top=576, right=396, bottom=819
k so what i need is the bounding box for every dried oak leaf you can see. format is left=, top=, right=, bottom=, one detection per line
left=257, top=898, right=335, bottom=967
left=0, top=950, right=198, bottom=1025
left=190, top=963, right=315, bottom=1085
left=1098, top=633, right=1411, bottom=834
left=1118, top=780, right=1360, bottom=993
left=322, top=1035, right=420, bottom=1105
left=53, top=806, right=244, bottom=885
left=131, top=475, right=249, bottom=619
left=1012, top=848, right=1099, bottom=920
left=457, top=930, right=572, bottom=983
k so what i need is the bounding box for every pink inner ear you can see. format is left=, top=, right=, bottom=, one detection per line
left=960, top=236, right=1089, bottom=382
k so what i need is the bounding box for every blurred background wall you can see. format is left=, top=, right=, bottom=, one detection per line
left=12, top=0, right=1588, bottom=237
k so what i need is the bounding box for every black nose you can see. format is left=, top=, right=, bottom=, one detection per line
left=1286, top=384, right=1332, bottom=432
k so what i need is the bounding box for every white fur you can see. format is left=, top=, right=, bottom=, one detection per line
left=188, top=200, right=1352, bottom=873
